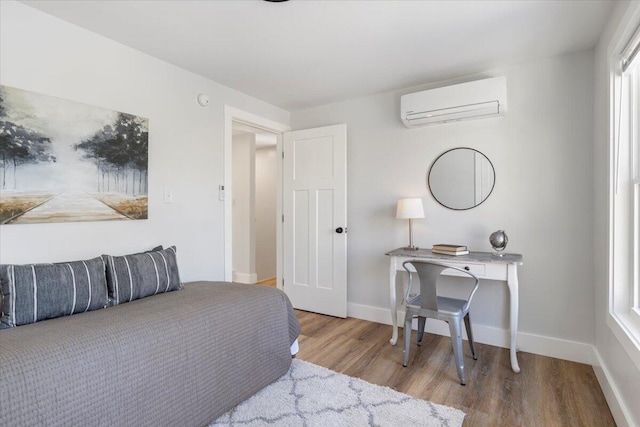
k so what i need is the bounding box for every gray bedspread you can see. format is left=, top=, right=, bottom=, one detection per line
left=0, top=281, right=301, bottom=426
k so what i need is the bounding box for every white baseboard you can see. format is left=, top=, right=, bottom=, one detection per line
left=347, top=302, right=594, bottom=365
left=232, top=271, right=257, bottom=284
left=592, top=348, right=635, bottom=427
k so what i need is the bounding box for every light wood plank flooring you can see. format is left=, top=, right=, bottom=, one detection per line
left=257, top=277, right=277, bottom=287
left=294, top=310, right=615, bottom=427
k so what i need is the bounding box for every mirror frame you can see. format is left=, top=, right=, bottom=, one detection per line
left=427, top=147, right=496, bottom=211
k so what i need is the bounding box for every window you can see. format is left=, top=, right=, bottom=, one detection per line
left=628, top=63, right=640, bottom=318
left=620, top=60, right=640, bottom=319
left=609, top=24, right=640, bottom=363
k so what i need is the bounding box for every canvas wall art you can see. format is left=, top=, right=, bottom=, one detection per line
left=0, top=85, right=149, bottom=224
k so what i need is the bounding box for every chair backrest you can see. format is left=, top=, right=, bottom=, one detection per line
left=402, top=260, right=480, bottom=311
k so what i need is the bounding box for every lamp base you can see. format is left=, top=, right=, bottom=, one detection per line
left=401, top=246, right=420, bottom=251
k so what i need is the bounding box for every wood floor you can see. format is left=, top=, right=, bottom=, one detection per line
left=257, top=277, right=277, bottom=287
left=294, top=310, right=615, bottom=427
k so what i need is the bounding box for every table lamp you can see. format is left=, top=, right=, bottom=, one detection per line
left=396, top=198, right=424, bottom=250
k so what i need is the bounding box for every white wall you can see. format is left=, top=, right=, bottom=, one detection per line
left=291, top=50, right=595, bottom=359
left=255, top=146, right=277, bottom=281
left=593, top=1, right=640, bottom=425
left=232, top=133, right=256, bottom=282
left=0, top=1, right=289, bottom=281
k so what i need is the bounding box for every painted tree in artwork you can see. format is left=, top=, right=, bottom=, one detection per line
left=0, top=94, right=56, bottom=190
left=76, top=112, right=148, bottom=195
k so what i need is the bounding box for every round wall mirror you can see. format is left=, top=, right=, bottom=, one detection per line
left=428, top=148, right=495, bottom=210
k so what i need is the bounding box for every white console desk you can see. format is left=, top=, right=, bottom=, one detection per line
left=385, top=248, right=524, bottom=373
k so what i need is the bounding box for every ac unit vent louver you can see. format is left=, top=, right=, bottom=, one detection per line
left=401, top=77, right=507, bottom=128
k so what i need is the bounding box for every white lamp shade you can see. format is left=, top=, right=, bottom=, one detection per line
left=396, top=198, right=425, bottom=219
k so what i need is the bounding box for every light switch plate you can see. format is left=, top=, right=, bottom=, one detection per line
left=163, top=189, right=173, bottom=204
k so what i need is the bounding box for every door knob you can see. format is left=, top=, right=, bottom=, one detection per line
left=335, top=227, right=344, bottom=234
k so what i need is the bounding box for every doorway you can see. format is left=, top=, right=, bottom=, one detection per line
left=223, top=106, right=290, bottom=288
left=231, top=122, right=278, bottom=285
left=224, top=107, right=348, bottom=318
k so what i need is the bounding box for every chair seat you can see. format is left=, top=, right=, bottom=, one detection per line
left=407, top=295, right=467, bottom=315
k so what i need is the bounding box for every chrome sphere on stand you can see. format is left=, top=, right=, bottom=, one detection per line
left=490, top=230, right=508, bottom=256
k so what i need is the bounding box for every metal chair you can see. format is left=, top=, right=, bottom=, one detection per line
left=402, top=260, right=480, bottom=385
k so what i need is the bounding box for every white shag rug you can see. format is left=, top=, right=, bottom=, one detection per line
left=211, top=359, right=465, bottom=427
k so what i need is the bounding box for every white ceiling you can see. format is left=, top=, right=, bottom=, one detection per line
left=22, top=0, right=615, bottom=111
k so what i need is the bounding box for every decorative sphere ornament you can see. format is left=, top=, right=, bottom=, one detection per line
left=490, top=230, right=508, bottom=256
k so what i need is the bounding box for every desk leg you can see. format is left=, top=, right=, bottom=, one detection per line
left=507, top=264, right=521, bottom=373
left=389, top=257, right=398, bottom=345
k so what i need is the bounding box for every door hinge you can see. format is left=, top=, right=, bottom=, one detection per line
left=282, top=279, right=284, bottom=288
left=282, top=214, right=284, bottom=222
left=282, top=151, right=285, bottom=159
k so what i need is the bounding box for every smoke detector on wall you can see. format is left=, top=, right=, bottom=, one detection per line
left=196, top=92, right=209, bottom=108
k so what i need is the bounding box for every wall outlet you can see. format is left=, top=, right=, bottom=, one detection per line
left=163, top=189, right=174, bottom=204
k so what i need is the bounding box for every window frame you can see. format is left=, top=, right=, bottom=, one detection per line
left=608, top=40, right=640, bottom=371
left=634, top=66, right=640, bottom=313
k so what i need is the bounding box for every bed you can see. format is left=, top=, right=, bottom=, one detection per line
left=0, top=281, right=301, bottom=426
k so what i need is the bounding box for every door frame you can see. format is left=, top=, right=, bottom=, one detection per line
left=223, top=106, right=290, bottom=288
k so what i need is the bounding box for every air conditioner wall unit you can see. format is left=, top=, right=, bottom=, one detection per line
left=400, top=76, right=507, bottom=128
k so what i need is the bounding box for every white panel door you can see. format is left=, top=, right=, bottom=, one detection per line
left=283, top=124, right=347, bottom=318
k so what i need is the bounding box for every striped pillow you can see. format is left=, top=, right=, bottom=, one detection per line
left=0, top=257, right=109, bottom=329
left=103, top=246, right=182, bottom=306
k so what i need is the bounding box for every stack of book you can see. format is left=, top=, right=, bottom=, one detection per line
left=432, top=244, right=469, bottom=256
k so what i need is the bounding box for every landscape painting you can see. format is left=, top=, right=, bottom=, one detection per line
left=0, top=85, right=148, bottom=224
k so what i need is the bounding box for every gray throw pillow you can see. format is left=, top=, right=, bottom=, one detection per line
left=0, top=257, right=109, bottom=329
left=103, top=246, right=182, bottom=306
